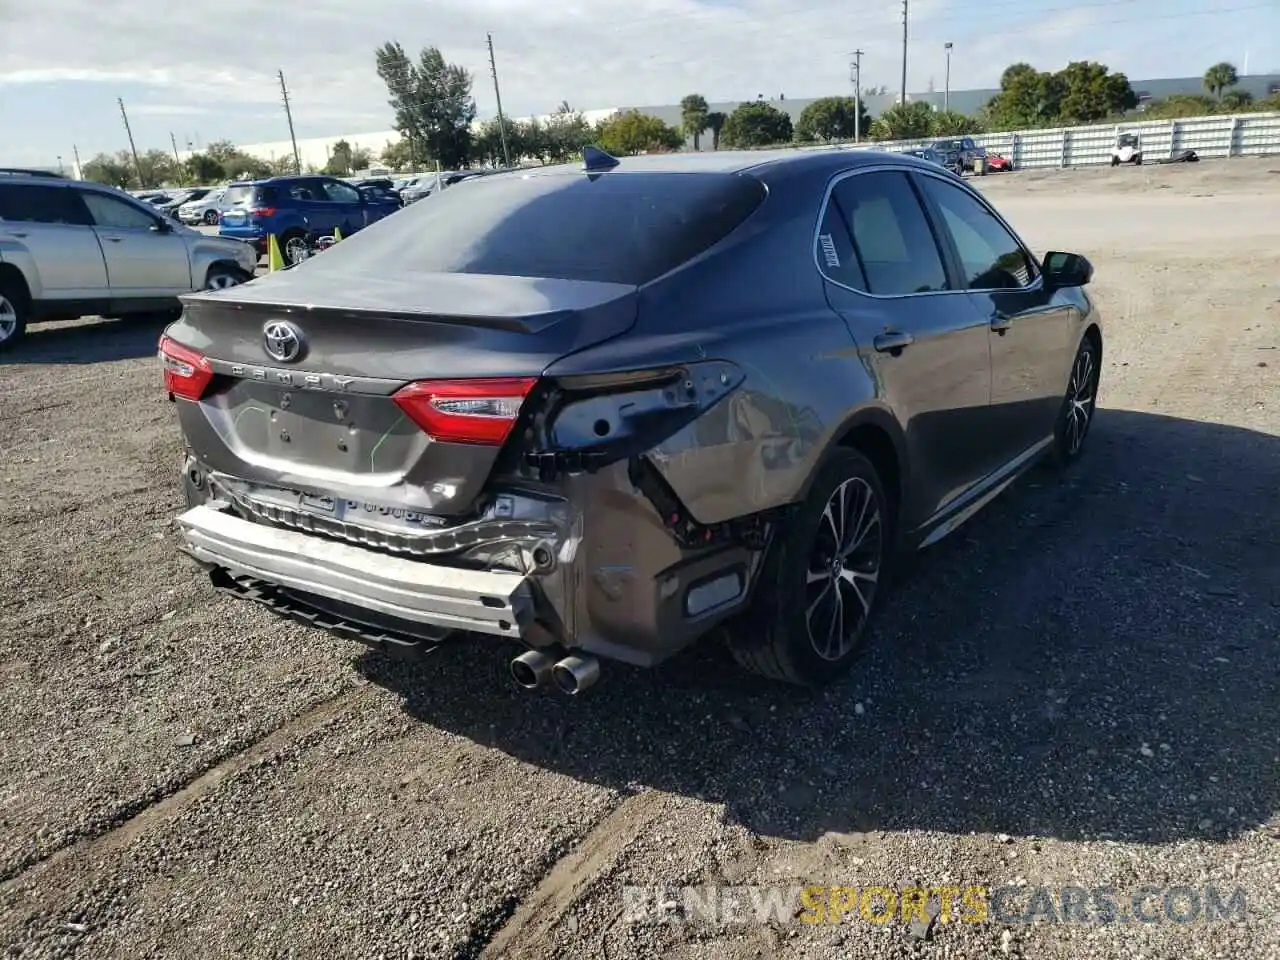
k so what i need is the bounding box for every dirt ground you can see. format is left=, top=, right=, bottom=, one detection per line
left=1, top=157, right=1277, bottom=960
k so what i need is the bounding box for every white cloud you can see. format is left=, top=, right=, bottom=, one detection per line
left=0, top=0, right=1048, bottom=122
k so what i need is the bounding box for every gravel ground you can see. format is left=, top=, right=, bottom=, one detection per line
left=0, top=157, right=1277, bottom=959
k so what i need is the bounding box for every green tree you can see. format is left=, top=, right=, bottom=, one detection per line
left=543, top=104, right=594, bottom=163
left=1203, top=62, right=1239, bottom=101
left=705, top=111, right=727, bottom=150
left=473, top=116, right=524, bottom=166
left=375, top=41, right=476, bottom=170
left=794, top=96, right=871, bottom=142
left=720, top=101, right=793, bottom=148
left=982, top=63, right=1065, bottom=130
left=81, top=152, right=135, bottom=188
left=264, top=156, right=297, bottom=176
left=594, top=110, right=683, bottom=155
left=184, top=153, right=226, bottom=184
left=326, top=138, right=354, bottom=175
left=136, top=149, right=178, bottom=187
left=928, top=110, right=983, bottom=136
left=1057, top=61, right=1137, bottom=123
left=868, top=101, right=934, bottom=140
left=1143, top=94, right=1216, bottom=119
left=200, top=140, right=269, bottom=180
left=1220, top=88, right=1255, bottom=111
left=350, top=147, right=374, bottom=171
left=680, top=93, right=710, bottom=150
left=381, top=138, right=414, bottom=171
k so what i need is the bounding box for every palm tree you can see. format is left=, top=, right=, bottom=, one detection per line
left=1203, top=62, right=1239, bottom=101
left=705, top=111, right=727, bottom=150
left=680, top=94, right=710, bottom=150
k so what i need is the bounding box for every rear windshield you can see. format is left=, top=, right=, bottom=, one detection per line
left=222, top=184, right=257, bottom=206
left=318, top=170, right=767, bottom=286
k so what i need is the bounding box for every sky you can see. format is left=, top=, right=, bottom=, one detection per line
left=0, top=0, right=1276, bottom=166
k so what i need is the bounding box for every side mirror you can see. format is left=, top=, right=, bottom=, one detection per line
left=1043, top=250, right=1093, bottom=289
left=149, top=219, right=172, bottom=234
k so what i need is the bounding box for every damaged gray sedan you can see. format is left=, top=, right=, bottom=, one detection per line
left=161, top=146, right=1102, bottom=692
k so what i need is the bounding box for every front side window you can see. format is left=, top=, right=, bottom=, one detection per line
left=320, top=180, right=360, bottom=203
left=916, top=175, right=1036, bottom=290
left=80, top=191, right=159, bottom=230
left=828, top=171, right=948, bottom=296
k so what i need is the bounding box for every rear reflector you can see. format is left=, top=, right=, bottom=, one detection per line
left=392, top=378, right=537, bottom=446
left=158, top=335, right=213, bottom=401
left=248, top=207, right=277, bottom=217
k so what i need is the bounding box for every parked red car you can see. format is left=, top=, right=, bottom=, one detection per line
left=986, top=153, right=1012, bottom=172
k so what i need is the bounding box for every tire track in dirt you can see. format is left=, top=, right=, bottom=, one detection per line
left=0, top=686, right=367, bottom=899
left=477, top=791, right=673, bottom=959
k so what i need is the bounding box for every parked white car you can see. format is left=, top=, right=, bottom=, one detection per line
left=178, top=187, right=229, bottom=225
left=0, top=170, right=259, bottom=351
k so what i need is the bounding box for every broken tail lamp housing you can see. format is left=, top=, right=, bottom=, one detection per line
left=392, top=378, right=538, bottom=445
left=159, top=336, right=213, bottom=401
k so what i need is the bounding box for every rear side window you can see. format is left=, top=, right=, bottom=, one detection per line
left=0, top=184, right=91, bottom=225
left=319, top=171, right=767, bottom=286
left=827, top=171, right=948, bottom=295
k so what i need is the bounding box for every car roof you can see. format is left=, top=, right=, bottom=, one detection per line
left=472, top=147, right=938, bottom=185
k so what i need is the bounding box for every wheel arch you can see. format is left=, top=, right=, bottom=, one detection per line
left=802, top=405, right=909, bottom=528
left=204, top=259, right=251, bottom=285
left=0, top=263, right=32, bottom=309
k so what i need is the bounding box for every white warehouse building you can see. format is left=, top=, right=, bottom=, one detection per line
left=203, top=108, right=622, bottom=170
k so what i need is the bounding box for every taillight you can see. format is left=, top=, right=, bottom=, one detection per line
left=248, top=206, right=277, bottom=217
left=158, top=335, right=213, bottom=401
left=392, top=378, right=537, bottom=445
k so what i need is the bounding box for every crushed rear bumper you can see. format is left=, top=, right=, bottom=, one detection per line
left=177, top=503, right=532, bottom=639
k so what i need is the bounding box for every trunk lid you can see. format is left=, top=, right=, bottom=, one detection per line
left=168, top=268, right=637, bottom=516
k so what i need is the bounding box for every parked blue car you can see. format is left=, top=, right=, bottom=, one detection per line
left=218, top=175, right=402, bottom=264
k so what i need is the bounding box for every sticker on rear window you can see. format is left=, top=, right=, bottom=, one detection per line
left=819, top=233, right=840, bottom=269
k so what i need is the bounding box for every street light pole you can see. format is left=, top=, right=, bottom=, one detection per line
left=944, top=42, right=953, bottom=113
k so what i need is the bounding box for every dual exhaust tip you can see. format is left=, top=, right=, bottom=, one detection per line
left=510, top=650, right=601, bottom=695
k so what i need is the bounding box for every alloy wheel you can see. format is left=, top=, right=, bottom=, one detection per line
left=285, top=237, right=310, bottom=265
left=1064, top=344, right=1097, bottom=456
left=804, top=477, right=883, bottom=660
left=0, top=294, right=17, bottom=344
left=206, top=272, right=243, bottom=291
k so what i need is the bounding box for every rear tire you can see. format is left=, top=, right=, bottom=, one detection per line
left=0, top=277, right=30, bottom=353
left=281, top=231, right=309, bottom=266
left=730, top=448, right=891, bottom=686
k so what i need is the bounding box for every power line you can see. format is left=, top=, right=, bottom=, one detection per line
left=279, top=69, right=302, bottom=174
left=901, top=0, right=909, bottom=105
left=487, top=33, right=512, bottom=168
left=850, top=50, right=863, bottom=142
left=117, top=98, right=143, bottom=187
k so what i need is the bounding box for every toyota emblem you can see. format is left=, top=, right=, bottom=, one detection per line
left=263, top=321, right=303, bottom=363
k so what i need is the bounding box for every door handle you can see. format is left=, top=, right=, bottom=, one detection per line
left=989, top=312, right=1012, bottom=334
left=7, top=231, right=28, bottom=238
left=103, top=236, right=124, bottom=243
left=873, top=331, right=914, bottom=353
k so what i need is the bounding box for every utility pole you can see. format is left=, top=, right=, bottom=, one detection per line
left=944, top=42, right=953, bottom=113
left=851, top=49, right=864, bottom=142
left=900, top=0, right=909, bottom=106
left=487, top=33, right=512, bottom=169
left=278, top=69, right=302, bottom=173
left=169, top=132, right=185, bottom=184
left=118, top=97, right=144, bottom=187
left=72, top=144, right=83, bottom=179
left=56, top=155, right=64, bottom=176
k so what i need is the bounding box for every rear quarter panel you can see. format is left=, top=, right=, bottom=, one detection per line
left=0, top=238, right=42, bottom=299
left=546, top=166, right=882, bottom=526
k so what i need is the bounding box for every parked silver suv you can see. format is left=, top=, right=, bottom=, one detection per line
left=0, top=169, right=259, bottom=351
